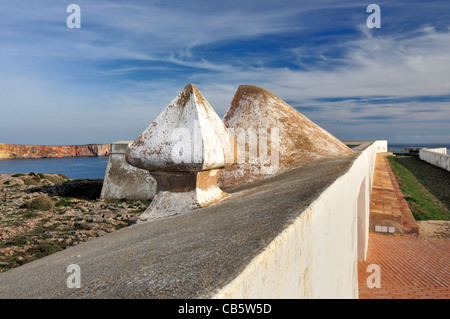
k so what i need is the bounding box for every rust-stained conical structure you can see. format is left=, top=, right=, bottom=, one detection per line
left=219, top=85, right=353, bottom=189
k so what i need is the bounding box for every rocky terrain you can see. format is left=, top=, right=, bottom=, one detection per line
left=0, top=143, right=110, bottom=159
left=417, top=220, right=450, bottom=239
left=0, top=173, right=150, bottom=273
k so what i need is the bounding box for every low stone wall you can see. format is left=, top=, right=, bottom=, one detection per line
left=213, top=140, right=386, bottom=298
left=100, top=142, right=156, bottom=200
left=419, top=148, right=450, bottom=171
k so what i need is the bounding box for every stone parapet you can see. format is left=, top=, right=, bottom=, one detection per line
left=100, top=141, right=156, bottom=201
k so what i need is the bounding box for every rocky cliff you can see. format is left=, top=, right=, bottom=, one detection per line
left=0, top=144, right=110, bottom=159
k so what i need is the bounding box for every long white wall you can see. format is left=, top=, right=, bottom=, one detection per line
left=213, top=140, right=386, bottom=299
left=419, top=148, right=450, bottom=171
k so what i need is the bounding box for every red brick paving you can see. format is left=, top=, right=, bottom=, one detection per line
left=359, top=152, right=449, bottom=299
left=358, top=233, right=450, bottom=299
left=369, top=153, right=418, bottom=231
left=383, top=154, right=418, bottom=228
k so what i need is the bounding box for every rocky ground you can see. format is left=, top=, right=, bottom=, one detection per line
left=0, top=173, right=150, bottom=273
left=417, top=220, right=450, bottom=239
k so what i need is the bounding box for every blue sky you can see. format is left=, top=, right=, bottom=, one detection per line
left=0, top=0, right=449, bottom=145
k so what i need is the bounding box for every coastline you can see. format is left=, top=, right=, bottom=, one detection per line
left=0, top=143, right=111, bottom=160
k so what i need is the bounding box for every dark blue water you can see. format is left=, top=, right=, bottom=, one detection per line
left=1, top=142, right=448, bottom=179
left=388, top=143, right=450, bottom=154
left=0, top=157, right=109, bottom=179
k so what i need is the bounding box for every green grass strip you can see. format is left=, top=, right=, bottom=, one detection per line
left=387, top=156, right=449, bottom=221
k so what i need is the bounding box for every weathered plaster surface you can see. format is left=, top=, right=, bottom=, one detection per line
left=419, top=148, right=450, bottom=171
left=126, top=84, right=239, bottom=172
left=213, top=141, right=385, bottom=298
left=219, top=85, right=353, bottom=189
left=137, top=169, right=228, bottom=221
left=100, top=141, right=156, bottom=200
left=125, top=84, right=239, bottom=220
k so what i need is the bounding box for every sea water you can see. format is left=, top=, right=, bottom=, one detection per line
left=388, top=143, right=450, bottom=154
left=0, top=142, right=449, bottom=179
left=0, top=157, right=109, bottom=179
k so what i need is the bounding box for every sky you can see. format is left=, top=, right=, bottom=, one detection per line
left=0, top=0, right=449, bottom=145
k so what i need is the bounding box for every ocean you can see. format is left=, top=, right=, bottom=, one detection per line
left=0, top=142, right=448, bottom=179
left=388, top=143, right=450, bottom=154
left=0, top=157, right=109, bottom=179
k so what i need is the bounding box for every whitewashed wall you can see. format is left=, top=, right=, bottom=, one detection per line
left=213, top=140, right=386, bottom=299
left=419, top=148, right=450, bottom=171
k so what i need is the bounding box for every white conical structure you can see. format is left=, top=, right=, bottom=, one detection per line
left=126, top=84, right=240, bottom=221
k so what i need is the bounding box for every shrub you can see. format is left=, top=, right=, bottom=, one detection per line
left=22, top=175, right=41, bottom=185
left=22, top=179, right=37, bottom=186
left=22, top=211, right=40, bottom=219
left=42, top=174, right=69, bottom=184
left=55, top=197, right=75, bottom=207
left=26, top=242, right=63, bottom=259
left=25, top=195, right=55, bottom=211
left=12, top=173, right=25, bottom=177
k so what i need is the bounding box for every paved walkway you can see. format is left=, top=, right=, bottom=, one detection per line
left=358, top=233, right=449, bottom=299
left=369, top=153, right=418, bottom=233
left=359, top=153, right=449, bottom=299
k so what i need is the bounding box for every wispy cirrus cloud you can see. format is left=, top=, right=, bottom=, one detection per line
left=0, top=0, right=449, bottom=144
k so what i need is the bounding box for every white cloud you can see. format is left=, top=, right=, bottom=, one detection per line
left=0, top=1, right=449, bottom=144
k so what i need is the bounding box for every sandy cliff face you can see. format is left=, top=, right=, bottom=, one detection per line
left=0, top=144, right=110, bottom=159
